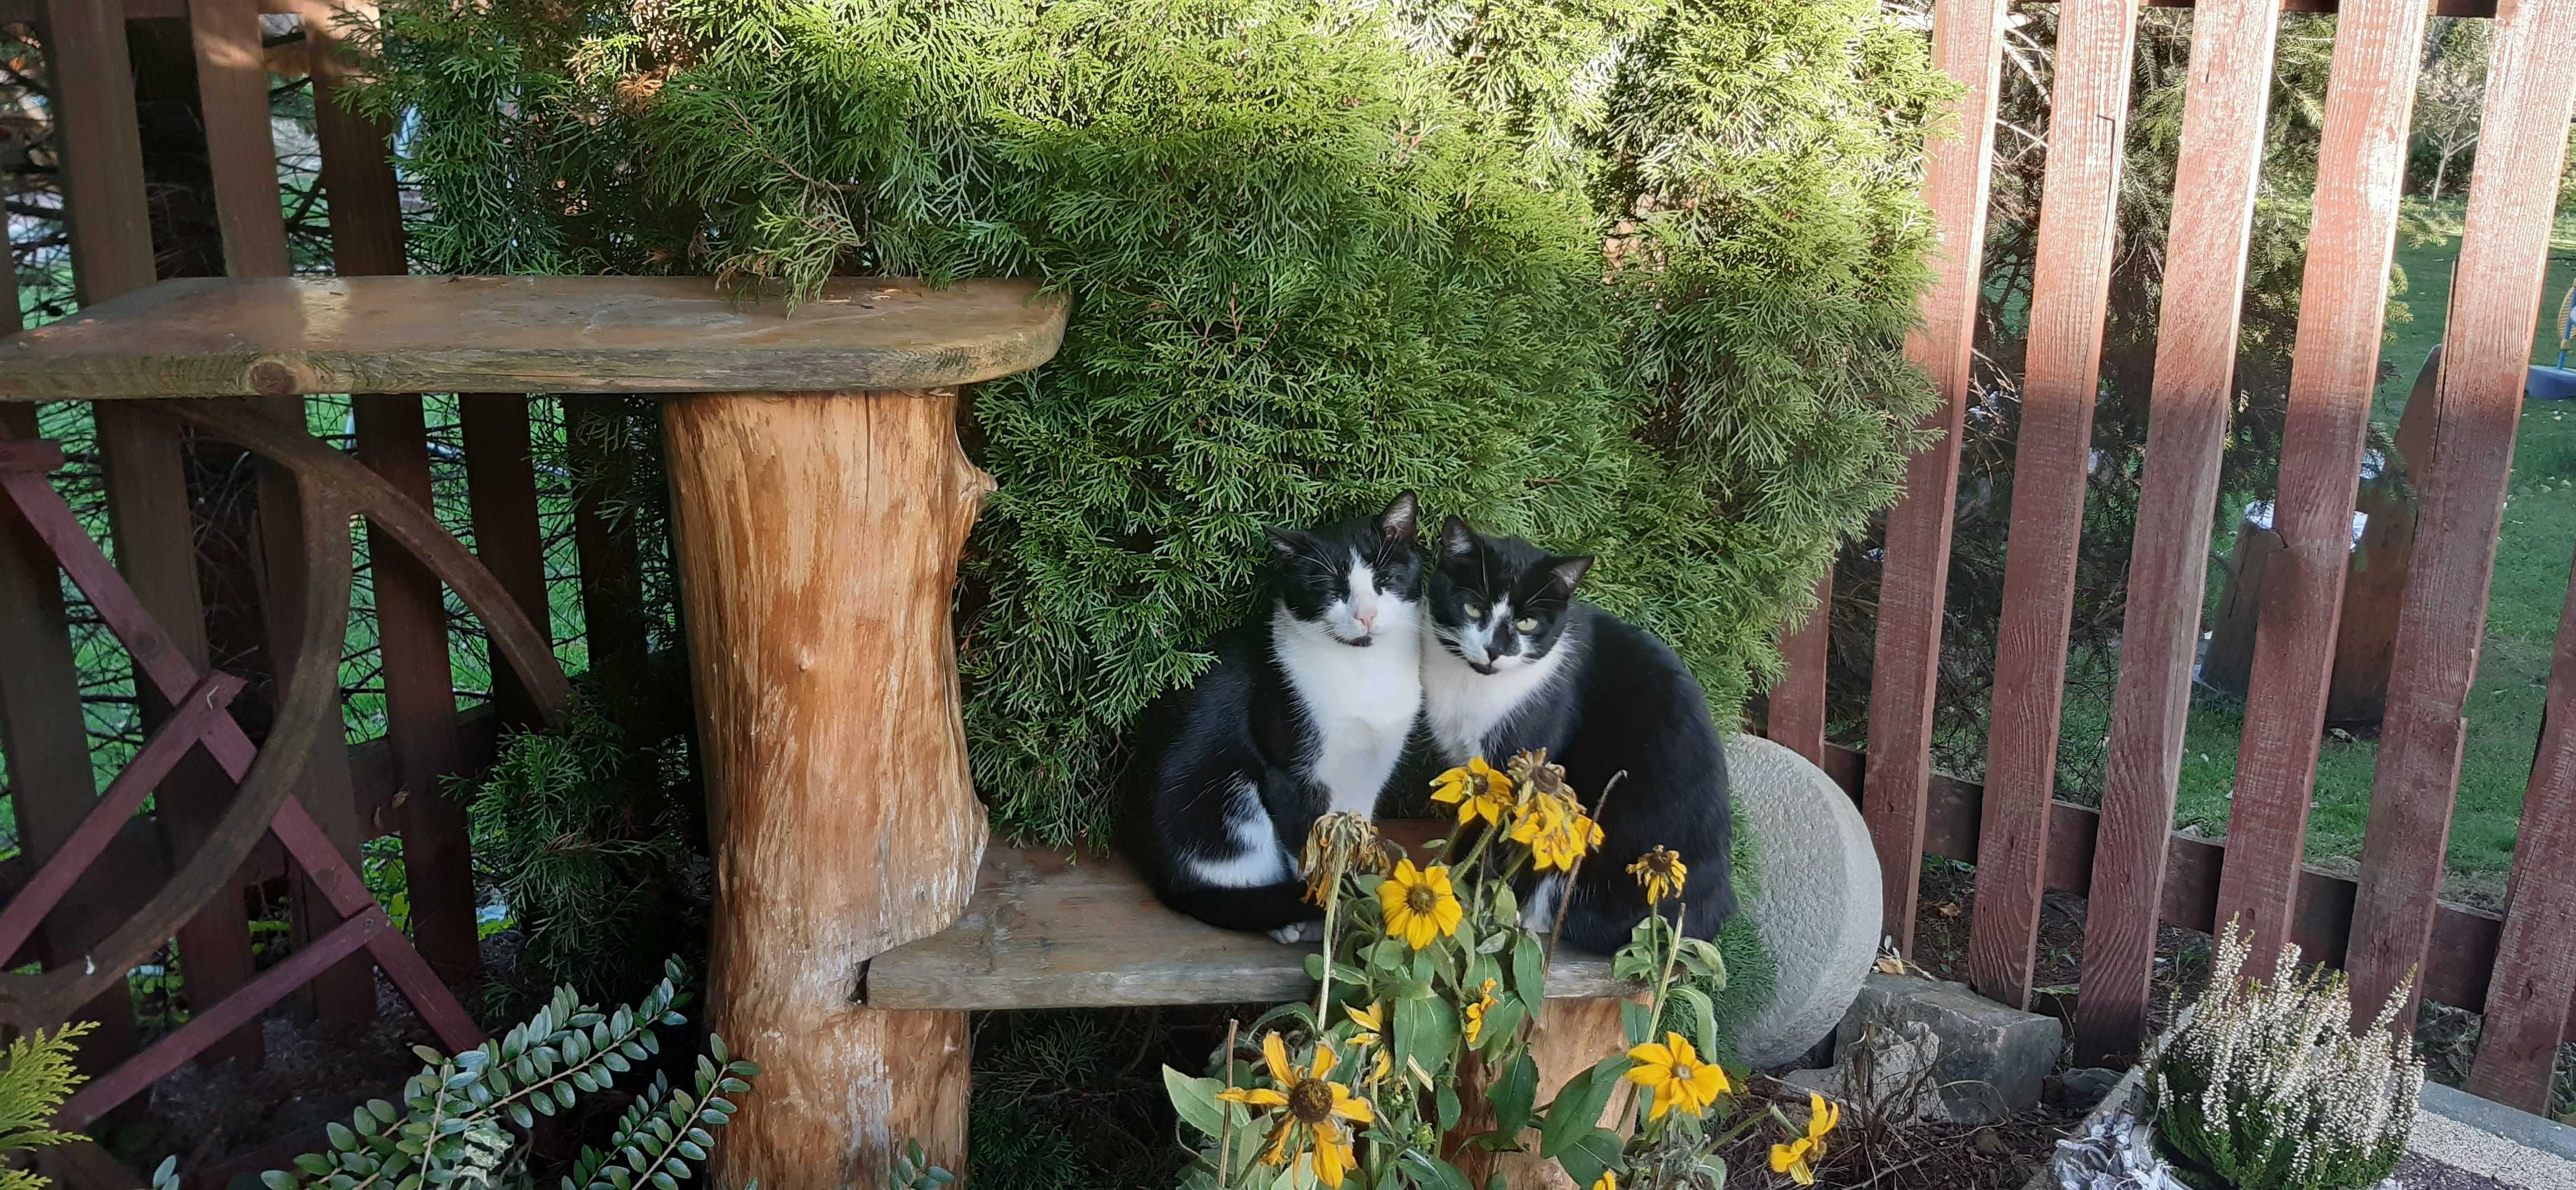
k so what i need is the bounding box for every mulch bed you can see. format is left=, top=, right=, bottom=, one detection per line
left=2395, top=1153, right=2520, bottom=1190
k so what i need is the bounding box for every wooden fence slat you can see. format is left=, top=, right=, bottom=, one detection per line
left=1766, top=571, right=1830, bottom=767
left=1860, top=0, right=2011, bottom=955
left=296, top=0, right=480, bottom=983
left=2071, top=0, right=2284, bottom=1065
left=48, top=0, right=213, bottom=1073
left=2212, top=0, right=2430, bottom=955
left=190, top=0, right=379, bottom=1025
left=2350, top=0, right=2576, bottom=1043
left=2468, top=544, right=2576, bottom=1108
left=1967, top=0, right=2141, bottom=1010
left=459, top=395, right=552, bottom=730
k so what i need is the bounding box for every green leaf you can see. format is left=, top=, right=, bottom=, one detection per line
left=1398, top=1151, right=1475, bottom=1190
left=1551, top=1127, right=1625, bottom=1188
left=1304, top=952, right=1328, bottom=981
left=1511, top=934, right=1547, bottom=1022
left=1491, top=1055, right=1539, bottom=1136
left=1394, top=995, right=1460, bottom=1076
left=327, top=1122, right=358, bottom=1151
left=261, top=1172, right=296, bottom=1190
left=510, top=1103, right=536, bottom=1130
left=1436, top=1082, right=1462, bottom=1132
left=1539, top=1056, right=1631, bottom=1159
left=1163, top=1067, right=1229, bottom=1140
left=1620, top=999, right=1653, bottom=1046
left=1670, top=985, right=1719, bottom=1056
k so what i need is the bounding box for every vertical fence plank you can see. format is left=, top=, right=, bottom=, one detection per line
left=2072, top=0, right=2284, bottom=1066
left=2212, top=0, right=2429, bottom=954
left=1967, top=0, right=2141, bottom=1010
left=46, top=0, right=193, bottom=1072
left=2348, top=0, right=2576, bottom=1037
left=460, top=396, right=552, bottom=729
left=191, top=0, right=378, bottom=1026
left=565, top=395, right=651, bottom=695
left=1766, top=571, right=1830, bottom=767
left=297, top=0, right=480, bottom=984
left=2468, top=547, right=2576, bottom=1108
left=1862, top=0, right=2012, bottom=953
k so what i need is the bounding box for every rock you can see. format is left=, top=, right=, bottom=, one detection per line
left=1840, top=971, right=2060, bottom=1124
left=1725, top=734, right=1881, bottom=1068
left=1781, top=1018, right=1945, bottom=1123
left=2051, top=1067, right=2124, bottom=1113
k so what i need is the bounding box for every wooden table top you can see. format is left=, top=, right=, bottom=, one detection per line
left=0, top=276, right=1067, bottom=400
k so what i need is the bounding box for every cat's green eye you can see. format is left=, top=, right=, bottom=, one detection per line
left=1466, top=602, right=1488, bottom=620
left=1513, top=617, right=1540, bottom=633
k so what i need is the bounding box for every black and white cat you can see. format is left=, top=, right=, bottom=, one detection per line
left=1418, top=516, right=1737, bottom=952
left=1124, top=493, right=1427, bottom=942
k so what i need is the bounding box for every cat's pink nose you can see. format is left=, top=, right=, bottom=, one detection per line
left=1356, top=612, right=1376, bottom=631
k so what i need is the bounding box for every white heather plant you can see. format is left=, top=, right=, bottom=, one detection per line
left=2144, top=919, right=2424, bottom=1190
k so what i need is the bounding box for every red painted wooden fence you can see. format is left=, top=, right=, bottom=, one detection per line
left=1765, top=0, right=2576, bottom=1112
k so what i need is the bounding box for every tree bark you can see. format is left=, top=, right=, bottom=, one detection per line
left=664, top=390, right=991, bottom=1190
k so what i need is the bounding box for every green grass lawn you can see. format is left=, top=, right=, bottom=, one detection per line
left=2141, top=205, right=2576, bottom=902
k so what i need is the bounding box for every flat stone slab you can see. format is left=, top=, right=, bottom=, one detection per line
left=1838, top=971, right=2060, bottom=1123
left=1727, top=733, right=1883, bottom=1068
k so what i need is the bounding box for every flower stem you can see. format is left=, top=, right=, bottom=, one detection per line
left=1314, top=856, right=1348, bottom=1021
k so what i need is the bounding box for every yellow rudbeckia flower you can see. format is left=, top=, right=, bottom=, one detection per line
left=1623, top=1031, right=1730, bottom=1121
left=1588, top=1173, right=1617, bottom=1190
left=1462, top=979, right=1500, bottom=1044
left=1627, top=846, right=1688, bottom=904
left=1343, top=1002, right=1391, bottom=1083
left=1215, top=1035, right=1376, bottom=1186
left=1429, top=755, right=1515, bottom=828
left=1769, top=1093, right=1840, bottom=1186
left=1511, top=791, right=1603, bottom=873
left=1377, top=859, right=1464, bottom=950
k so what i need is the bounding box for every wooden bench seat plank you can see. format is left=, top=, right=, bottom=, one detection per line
left=0, top=276, right=1069, bottom=399
left=861, top=847, right=1633, bottom=1011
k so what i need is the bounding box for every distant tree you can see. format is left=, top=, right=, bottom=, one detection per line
left=2414, top=17, right=2492, bottom=204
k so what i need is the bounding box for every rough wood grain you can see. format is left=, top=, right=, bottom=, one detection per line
left=2071, top=0, right=2284, bottom=1066
left=1862, top=0, right=2011, bottom=957
left=666, top=391, right=996, bottom=1190
left=2214, top=0, right=2429, bottom=956
left=2468, top=540, right=2576, bottom=1109
left=2352, top=0, right=2576, bottom=1049
left=861, top=846, right=1632, bottom=1010
left=1969, top=0, right=2139, bottom=1013
left=0, top=276, right=1072, bottom=400
left=1766, top=572, right=1830, bottom=767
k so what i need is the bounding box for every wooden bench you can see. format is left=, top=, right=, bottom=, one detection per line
left=862, top=840, right=1635, bottom=1010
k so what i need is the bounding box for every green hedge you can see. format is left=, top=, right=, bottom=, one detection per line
left=357, top=0, right=1950, bottom=845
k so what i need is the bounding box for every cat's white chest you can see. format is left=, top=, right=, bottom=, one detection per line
left=1275, top=614, right=1421, bottom=816
left=1421, top=643, right=1568, bottom=765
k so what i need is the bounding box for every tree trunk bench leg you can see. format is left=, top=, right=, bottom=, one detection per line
left=664, top=391, right=992, bottom=1190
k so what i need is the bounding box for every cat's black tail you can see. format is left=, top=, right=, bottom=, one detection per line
left=1164, top=880, right=1322, bottom=934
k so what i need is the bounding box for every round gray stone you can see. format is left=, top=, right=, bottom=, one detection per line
left=1726, top=733, right=1882, bottom=1068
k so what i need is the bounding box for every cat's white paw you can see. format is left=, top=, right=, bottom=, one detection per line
left=1270, top=920, right=1325, bottom=945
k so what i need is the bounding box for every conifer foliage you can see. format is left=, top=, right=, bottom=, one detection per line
left=353, top=0, right=1952, bottom=844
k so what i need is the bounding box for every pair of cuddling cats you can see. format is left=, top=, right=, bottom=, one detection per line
left=1123, top=492, right=1736, bottom=956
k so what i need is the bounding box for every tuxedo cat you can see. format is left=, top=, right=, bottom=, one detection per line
left=1419, top=516, right=1736, bottom=952
left=1124, top=493, right=1426, bottom=942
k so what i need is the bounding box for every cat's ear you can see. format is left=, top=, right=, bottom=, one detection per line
left=1439, top=514, right=1477, bottom=559
left=1265, top=527, right=1308, bottom=562
left=1379, top=491, right=1420, bottom=545
left=1541, top=555, right=1593, bottom=597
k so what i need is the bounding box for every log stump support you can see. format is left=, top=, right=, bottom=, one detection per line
left=665, top=390, right=995, bottom=1189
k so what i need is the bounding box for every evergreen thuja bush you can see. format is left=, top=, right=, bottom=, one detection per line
left=352, top=0, right=1949, bottom=847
